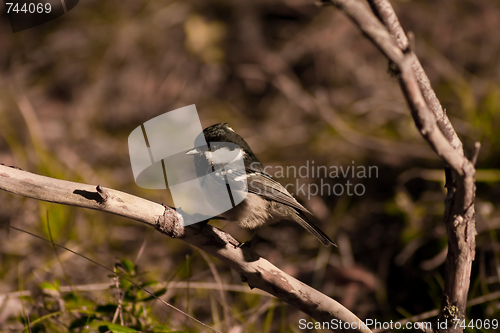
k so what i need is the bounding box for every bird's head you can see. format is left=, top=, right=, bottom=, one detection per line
left=186, top=123, right=259, bottom=168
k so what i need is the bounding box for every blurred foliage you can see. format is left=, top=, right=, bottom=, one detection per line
left=1, top=0, right=500, bottom=332
left=14, top=259, right=181, bottom=332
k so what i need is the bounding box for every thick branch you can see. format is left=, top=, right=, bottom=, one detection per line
left=321, top=1, right=477, bottom=332
left=0, top=164, right=371, bottom=333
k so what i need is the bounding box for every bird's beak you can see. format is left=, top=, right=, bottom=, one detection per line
left=186, top=148, right=199, bottom=155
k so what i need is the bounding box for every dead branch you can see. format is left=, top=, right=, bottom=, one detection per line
left=321, top=0, right=477, bottom=332
left=0, top=164, right=372, bottom=333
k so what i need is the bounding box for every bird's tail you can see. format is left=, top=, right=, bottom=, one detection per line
left=294, top=212, right=337, bottom=247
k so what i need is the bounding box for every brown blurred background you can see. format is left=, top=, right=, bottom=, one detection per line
left=1, top=0, right=499, bottom=331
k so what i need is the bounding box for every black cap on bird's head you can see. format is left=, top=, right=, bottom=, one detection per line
left=188, top=123, right=259, bottom=164
left=187, top=123, right=255, bottom=191
left=202, top=123, right=253, bottom=153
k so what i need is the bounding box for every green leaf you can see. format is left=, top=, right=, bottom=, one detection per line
left=40, top=281, right=58, bottom=291
left=119, top=277, right=133, bottom=290
left=120, top=259, right=136, bottom=274
left=137, top=288, right=167, bottom=302
left=140, top=280, right=158, bottom=288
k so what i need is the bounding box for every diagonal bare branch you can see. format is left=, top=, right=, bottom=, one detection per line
left=0, top=164, right=372, bottom=333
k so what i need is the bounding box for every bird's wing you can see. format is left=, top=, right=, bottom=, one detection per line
left=245, top=170, right=312, bottom=215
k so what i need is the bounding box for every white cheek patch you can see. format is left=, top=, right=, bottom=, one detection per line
left=209, top=147, right=245, bottom=164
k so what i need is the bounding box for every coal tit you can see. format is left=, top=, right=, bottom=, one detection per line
left=187, top=123, right=336, bottom=247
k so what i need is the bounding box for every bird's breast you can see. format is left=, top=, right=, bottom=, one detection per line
left=221, top=193, right=273, bottom=229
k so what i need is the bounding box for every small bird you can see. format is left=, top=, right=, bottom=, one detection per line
left=187, top=123, right=336, bottom=247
